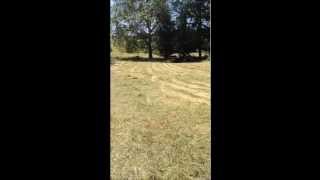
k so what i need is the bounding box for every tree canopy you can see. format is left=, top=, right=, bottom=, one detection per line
left=111, top=0, right=210, bottom=60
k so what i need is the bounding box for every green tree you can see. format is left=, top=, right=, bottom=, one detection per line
left=187, top=0, right=210, bottom=57
left=111, top=0, right=210, bottom=60
left=172, top=0, right=194, bottom=58
left=111, top=0, right=161, bottom=59
left=156, top=0, right=175, bottom=58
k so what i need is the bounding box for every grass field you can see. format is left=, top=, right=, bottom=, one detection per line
left=111, top=50, right=210, bottom=179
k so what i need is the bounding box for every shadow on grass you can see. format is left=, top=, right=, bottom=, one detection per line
left=114, top=55, right=209, bottom=63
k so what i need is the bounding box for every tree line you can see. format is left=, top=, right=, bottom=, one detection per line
left=111, top=0, right=210, bottom=60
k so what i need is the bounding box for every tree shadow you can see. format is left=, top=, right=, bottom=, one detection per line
left=117, top=56, right=166, bottom=62
left=114, top=55, right=209, bottom=63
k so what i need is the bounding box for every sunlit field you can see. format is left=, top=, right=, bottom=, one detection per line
left=111, top=49, right=211, bottom=179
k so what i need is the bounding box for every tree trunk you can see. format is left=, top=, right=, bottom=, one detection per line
left=198, top=5, right=202, bottom=58
left=148, top=36, right=153, bottom=59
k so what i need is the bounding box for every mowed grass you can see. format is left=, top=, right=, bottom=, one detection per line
left=111, top=50, right=210, bottom=179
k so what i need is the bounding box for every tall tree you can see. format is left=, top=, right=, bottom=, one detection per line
left=111, top=0, right=211, bottom=60
left=186, top=0, right=210, bottom=57
left=156, top=0, right=175, bottom=58
left=172, top=0, right=194, bottom=58
left=111, top=0, right=161, bottom=59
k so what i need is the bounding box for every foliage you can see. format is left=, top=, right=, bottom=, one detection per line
left=111, top=0, right=210, bottom=59
left=155, top=0, right=175, bottom=58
